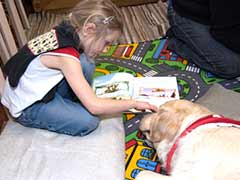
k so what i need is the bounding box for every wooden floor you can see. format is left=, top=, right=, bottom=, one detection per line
left=27, top=1, right=169, bottom=44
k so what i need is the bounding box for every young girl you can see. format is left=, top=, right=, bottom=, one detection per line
left=1, top=0, right=157, bottom=136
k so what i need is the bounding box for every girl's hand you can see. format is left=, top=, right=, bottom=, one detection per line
left=134, top=101, right=158, bottom=112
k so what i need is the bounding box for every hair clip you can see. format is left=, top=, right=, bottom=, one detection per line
left=103, top=16, right=114, bottom=25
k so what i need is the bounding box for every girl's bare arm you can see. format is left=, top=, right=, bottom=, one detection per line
left=40, top=55, right=157, bottom=115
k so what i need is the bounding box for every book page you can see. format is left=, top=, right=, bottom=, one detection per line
left=132, top=77, right=179, bottom=108
left=93, top=72, right=134, bottom=99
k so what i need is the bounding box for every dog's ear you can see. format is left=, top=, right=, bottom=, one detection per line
left=139, top=113, right=159, bottom=141
left=139, top=113, right=155, bottom=132
left=149, top=108, right=183, bottom=143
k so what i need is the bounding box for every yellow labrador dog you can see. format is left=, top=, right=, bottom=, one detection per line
left=136, top=99, right=240, bottom=180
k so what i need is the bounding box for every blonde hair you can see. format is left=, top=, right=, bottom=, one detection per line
left=66, top=0, right=123, bottom=36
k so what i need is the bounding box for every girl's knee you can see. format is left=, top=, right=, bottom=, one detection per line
left=64, top=116, right=100, bottom=136
left=76, top=116, right=100, bottom=136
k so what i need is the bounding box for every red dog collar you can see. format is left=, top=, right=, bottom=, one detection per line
left=166, top=115, right=240, bottom=175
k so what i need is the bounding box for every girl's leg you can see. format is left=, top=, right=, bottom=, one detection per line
left=166, top=4, right=240, bottom=79
left=17, top=93, right=100, bottom=136
left=80, top=53, right=96, bottom=85
left=16, top=53, right=99, bottom=136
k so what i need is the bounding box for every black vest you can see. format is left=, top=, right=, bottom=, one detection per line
left=4, top=21, right=82, bottom=88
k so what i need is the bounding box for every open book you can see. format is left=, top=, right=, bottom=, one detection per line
left=93, top=72, right=179, bottom=112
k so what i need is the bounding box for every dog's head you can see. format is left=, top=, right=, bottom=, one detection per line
left=139, top=99, right=213, bottom=149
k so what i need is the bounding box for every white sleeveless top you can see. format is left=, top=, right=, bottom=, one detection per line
left=1, top=52, right=79, bottom=118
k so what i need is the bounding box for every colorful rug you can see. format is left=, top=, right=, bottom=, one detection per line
left=94, top=38, right=240, bottom=180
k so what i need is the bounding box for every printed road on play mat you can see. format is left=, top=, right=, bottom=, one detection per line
left=94, top=38, right=240, bottom=180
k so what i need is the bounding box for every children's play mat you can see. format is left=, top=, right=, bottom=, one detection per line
left=94, top=38, right=240, bottom=179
